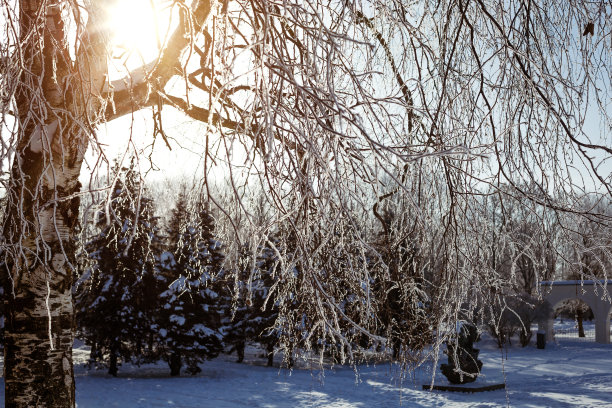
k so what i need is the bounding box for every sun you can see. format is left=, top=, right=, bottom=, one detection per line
left=106, top=0, right=164, bottom=63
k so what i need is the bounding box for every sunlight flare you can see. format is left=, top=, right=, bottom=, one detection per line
left=106, top=0, right=163, bottom=62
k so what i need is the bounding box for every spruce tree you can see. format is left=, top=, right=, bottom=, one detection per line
left=75, top=159, right=162, bottom=376
left=371, top=207, right=432, bottom=360
left=222, top=240, right=280, bottom=366
left=156, top=193, right=224, bottom=375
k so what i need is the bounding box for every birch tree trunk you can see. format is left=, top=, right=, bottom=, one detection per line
left=0, top=0, right=214, bottom=404
left=2, top=2, right=106, bottom=407
left=0, top=0, right=210, bottom=404
left=3, top=145, right=83, bottom=408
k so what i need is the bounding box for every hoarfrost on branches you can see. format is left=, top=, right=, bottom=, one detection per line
left=0, top=0, right=611, bottom=404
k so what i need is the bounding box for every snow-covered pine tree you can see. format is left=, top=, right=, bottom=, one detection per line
left=276, top=216, right=373, bottom=366
left=222, top=239, right=280, bottom=366
left=371, top=206, right=432, bottom=361
left=75, top=159, right=162, bottom=376
left=156, top=193, right=224, bottom=376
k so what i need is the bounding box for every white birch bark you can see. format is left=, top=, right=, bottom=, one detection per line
left=2, top=1, right=213, bottom=405
left=2, top=1, right=107, bottom=406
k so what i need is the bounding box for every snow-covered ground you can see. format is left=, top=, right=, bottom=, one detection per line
left=1, top=321, right=612, bottom=407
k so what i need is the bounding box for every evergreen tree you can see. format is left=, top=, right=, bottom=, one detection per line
left=371, top=207, right=432, bottom=360
left=75, top=159, right=162, bottom=376
left=156, top=193, right=224, bottom=375
left=222, top=240, right=280, bottom=366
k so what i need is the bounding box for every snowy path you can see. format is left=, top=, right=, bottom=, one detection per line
left=2, top=338, right=612, bottom=407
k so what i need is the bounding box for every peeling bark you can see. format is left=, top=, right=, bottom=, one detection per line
left=3, top=128, right=83, bottom=407
left=2, top=1, right=107, bottom=407
left=1, top=0, right=214, bottom=405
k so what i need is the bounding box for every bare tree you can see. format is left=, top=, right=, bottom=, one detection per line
left=0, top=0, right=610, bottom=406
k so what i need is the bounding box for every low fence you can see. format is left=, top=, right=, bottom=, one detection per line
left=554, top=320, right=596, bottom=342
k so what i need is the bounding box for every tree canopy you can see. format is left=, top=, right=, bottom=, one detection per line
left=0, top=0, right=610, bottom=406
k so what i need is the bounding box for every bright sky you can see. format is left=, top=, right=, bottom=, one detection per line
left=82, top=110, right=208, bottom=185
left=86, top=0, right=611, bottom=199
left=82, top=0, right=210, bottom=185
left=104, top=0, right=170, bottom=75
